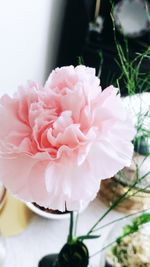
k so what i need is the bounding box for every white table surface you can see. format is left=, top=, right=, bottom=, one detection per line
left=4, top=198, right=122, bottom=267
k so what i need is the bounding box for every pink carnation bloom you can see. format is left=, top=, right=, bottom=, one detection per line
left=0, top=66, right=135, bottom=211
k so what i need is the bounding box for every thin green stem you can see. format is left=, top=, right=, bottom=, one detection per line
left=92, top=208, right=150, bottom=233
left=74, top=212, right=79, bottom=237
left=67, top=211, right=74, bottom=243
left=87, top=186, right=134, bottom=235
left=87, top=173, right=148, bottom=236
left=90, top=240, right=115, bottom=258
left=90, top=210, right=150, bottom=257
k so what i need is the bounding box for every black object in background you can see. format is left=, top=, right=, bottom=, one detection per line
left=56, top=0, right=95, bottom=67
left=56, top=0, right=150, bottom=95
left=82, top=0, right=150, bottom=94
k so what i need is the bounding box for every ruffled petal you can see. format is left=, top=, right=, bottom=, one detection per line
left=45, top=157, right=100, bottom=211
left=87, top=137, right=134, bottom=179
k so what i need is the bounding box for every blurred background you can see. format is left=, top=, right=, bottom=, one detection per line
left=57, top=0, right=150, bottom=95
left=0, top=0, right=149, bottom=95
left=0, top=0, right=65, bottom=95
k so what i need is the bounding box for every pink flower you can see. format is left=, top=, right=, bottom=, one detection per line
left=0, top=66, right=135, bottom=211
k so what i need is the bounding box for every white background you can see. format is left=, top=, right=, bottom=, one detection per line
left=0, top=0, right=66, bottom=96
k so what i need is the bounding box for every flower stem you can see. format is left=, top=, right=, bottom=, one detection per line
left=87, top=172, right=149, bottom=235
left=67, top=211, right=74, bottom=243
left=92, top=207, right=150, bottom=232
left=74, top=212, right=79, bottom=236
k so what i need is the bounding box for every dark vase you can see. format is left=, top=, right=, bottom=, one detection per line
left=39, top=254, right=59, bottom=267
left=105, top=262, right=113, bottom=267
left=38, top=241, right=89, bottom=267
left=134, top=136, right=150, bottom=156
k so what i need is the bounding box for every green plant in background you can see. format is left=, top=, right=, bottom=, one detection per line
left=134, top=107, right=150, bottom=156
left=64, top=171, right=150, bottom=262
left=106, top=214, right=150, bottom=267
left=84, top=8, right=150, bottom=263
left=112, top=38, right=150, bottom=95
left=103, top=4, right=150, bottom=197
left=76, top=6, right=150, bottom=262
left=77, top=4, right=150, bottom=265
left=109, top=0, right=150, bottom=96
left=117, top=213, right=150, bottom=243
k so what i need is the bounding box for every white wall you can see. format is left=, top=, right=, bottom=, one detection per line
left=0, top=0, right=65, bottom=96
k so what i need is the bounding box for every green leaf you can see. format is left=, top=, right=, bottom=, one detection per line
left=77, top=56, right=84, bottom=65
left=133, top=213, right=150, bottom=226
left=116, top=213, right=150, bottom=244
left=77, top=235, right=100, bottom=241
